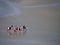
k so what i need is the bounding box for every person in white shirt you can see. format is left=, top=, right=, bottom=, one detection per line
left=7, top=25, right=14, bottom=35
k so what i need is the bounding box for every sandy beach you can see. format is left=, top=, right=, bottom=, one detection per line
left=0, top=0, right=60, bottom=45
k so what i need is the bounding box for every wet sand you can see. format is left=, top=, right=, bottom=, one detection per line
left=0, top=0, right=60, bottom=45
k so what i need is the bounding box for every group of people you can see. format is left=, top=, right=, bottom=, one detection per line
left=7, top=25, right=28, bottom=35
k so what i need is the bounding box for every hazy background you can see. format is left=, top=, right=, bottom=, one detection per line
left=0, top=0, right=60, bottom=45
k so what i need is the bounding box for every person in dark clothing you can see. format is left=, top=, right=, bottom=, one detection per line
left=23, top=25, right=26, bottom=29
left=11, top=25, right=13, bottom=27
left=13, top=25, right=18, bottom=33
left=14, top=30, right=17, bottom=32
left=19, top=27, right=21, bottom=31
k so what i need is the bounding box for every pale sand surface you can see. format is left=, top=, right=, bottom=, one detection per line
left=0, top=0, right=60, bottom=45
